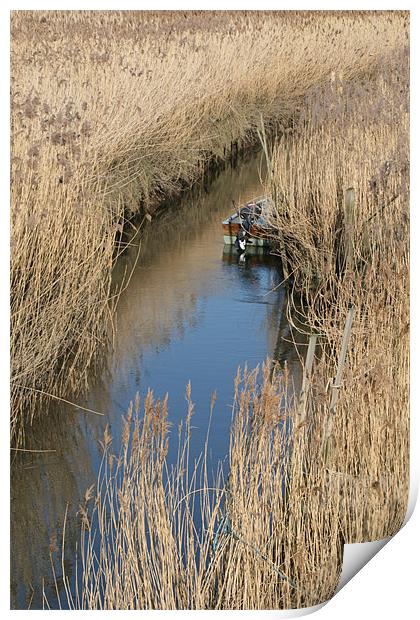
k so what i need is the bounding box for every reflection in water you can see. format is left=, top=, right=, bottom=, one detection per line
left=10, top=152, right=306, bottom=609
left=10, top=406, right=99, bottom=609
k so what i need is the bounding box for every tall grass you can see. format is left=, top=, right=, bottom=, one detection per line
left=267, top=43, right=409, bottom=542
left=11, top=11, right=408, bottom=444
left=56, top=363, right=343, bottom=610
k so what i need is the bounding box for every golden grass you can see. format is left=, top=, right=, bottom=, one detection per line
left=56, top=363, right=343, bottom=610
left=267, top=42, right=409, bottom=542
left=11, top=10, right=408, bottom=444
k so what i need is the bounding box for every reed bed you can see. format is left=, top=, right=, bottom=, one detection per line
left=56, top=363, right=343, bottom=610
left=11, top=11, right=408, bottom=444
left=267, top=42, right=409, bottom=542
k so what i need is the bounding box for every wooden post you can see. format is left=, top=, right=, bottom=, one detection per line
left=298, top=333, right=318, bottom=426
left=344, top=187, right=355, bottom=274
left=322, top=305, right=355, bottom=462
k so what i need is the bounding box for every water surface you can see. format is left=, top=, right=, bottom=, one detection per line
left=10, top=153, right=304, bottom=609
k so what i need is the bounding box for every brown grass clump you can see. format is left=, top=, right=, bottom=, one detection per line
left=56, top=363, right=343, bottom=610
left=10, top=11, right=408, bottom=444
left=267, top=42, right=409, bottom=542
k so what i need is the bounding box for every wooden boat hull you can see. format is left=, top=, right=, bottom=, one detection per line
left=223, top=232, right=270, bottom=247
left=222, top=196, right=273, bottom=247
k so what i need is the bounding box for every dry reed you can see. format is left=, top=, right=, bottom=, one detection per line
left=56, top=363, right=343, bottom=610
left=11, top=10, right=408, bottom=444
left=267, top=42, right=409, bottom=542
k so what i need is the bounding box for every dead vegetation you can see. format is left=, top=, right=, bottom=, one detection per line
left=267, top=41, right=409, bottom=542
left=56, top=364, right=343, bottom=610
left=11, top=10, right=410, bottom=611
left=11, top=10, right=408, bottom=444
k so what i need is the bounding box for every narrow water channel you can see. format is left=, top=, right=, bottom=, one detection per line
left=11, top=152, right=305, bottom=609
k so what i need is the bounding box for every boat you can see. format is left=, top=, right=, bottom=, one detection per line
left=222, top=196, right=273, bottom=250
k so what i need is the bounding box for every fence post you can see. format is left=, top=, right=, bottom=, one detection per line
left=322, top=305, right=355, bottom=462
left=298, top=333, right=318, bottom=426
left=344, top=187, right=355, bottom=274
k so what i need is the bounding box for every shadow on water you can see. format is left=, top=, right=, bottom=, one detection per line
left=10, top=151, right=307, bottom=609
